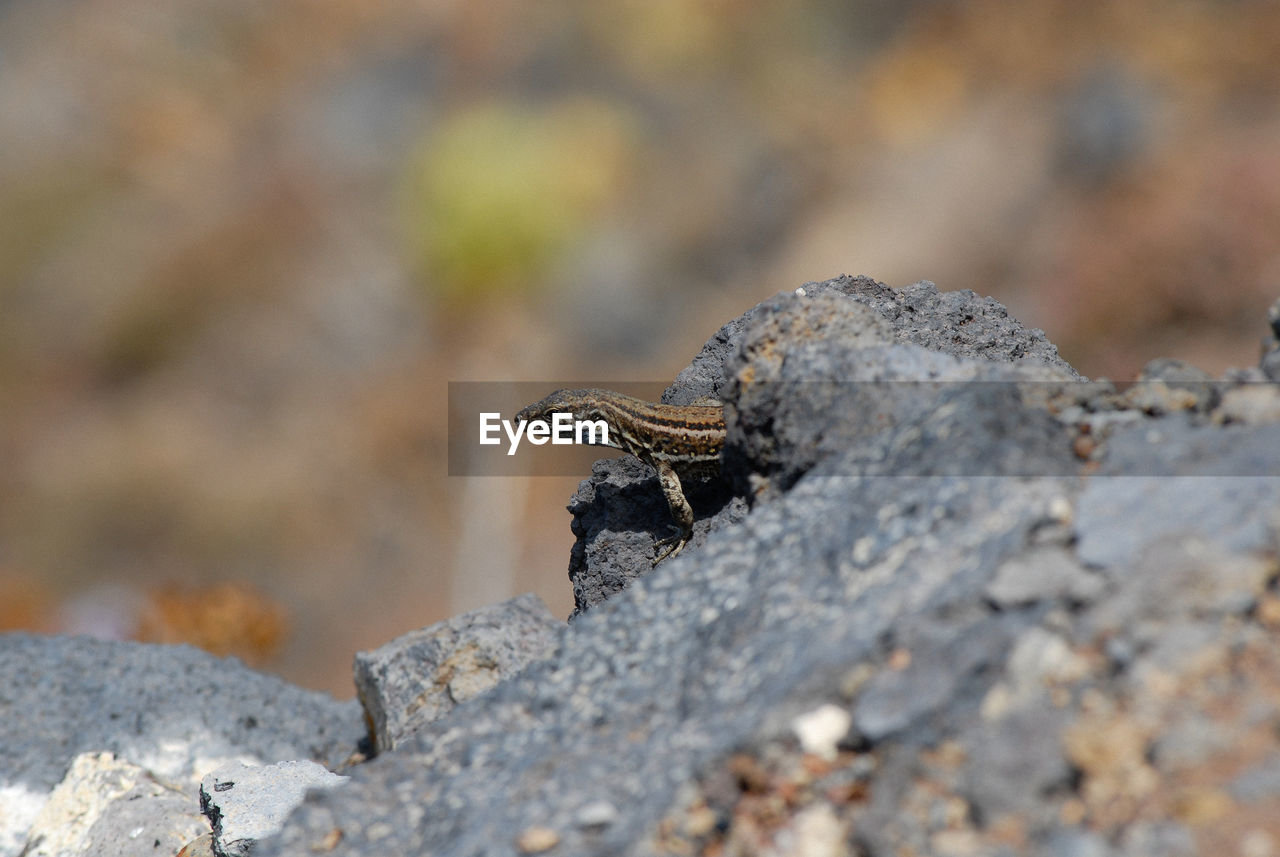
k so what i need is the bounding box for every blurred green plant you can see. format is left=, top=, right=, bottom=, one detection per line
left=400, top=98, right=637, bottom=306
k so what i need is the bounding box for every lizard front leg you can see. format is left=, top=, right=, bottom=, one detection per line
left=653, top=460, right=694, bottom=563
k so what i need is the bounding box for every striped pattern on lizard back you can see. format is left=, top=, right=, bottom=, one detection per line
left=514, top=388, right=726, bottom=562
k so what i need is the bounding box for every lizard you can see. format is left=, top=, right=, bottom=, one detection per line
left=515, top=389, right=726, bottom=562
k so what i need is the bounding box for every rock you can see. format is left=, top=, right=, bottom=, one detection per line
left=996, top=627, right=1090, bottom=709
left=724, top=286, right=1075, bottom=497
left=774, top=804, right=848, bottom=857
left=570, top=275, right=1080, bottom=612
left=1216, top=383, right=1280, bottom=424
left=353, top=593, right=562, bottom=752
left=963, top=705, right=1073, bottom=822
left=0, top=634, right=361, bottom=856
left=200, top=761, right=347, bottom=857
left=19, top=751, right=206, bottom=857
left=800, top=276, right=1078, bottom=374
left=1081, top=524, right=1277, bottom=623
left=574, top=800, right=620, bottom=831
left=269, top=475, right=1075, bottom=856
left=1122, top=358, right=1217, bottom=414
left=83, top=779, right=209, bottom=857
left=791, top=704, right=853, bottom=761
left=852, top=612, right=1029, bottom=742
left=265, top=281, right=1169, bottom=857
left=515, top=826, right=559, bottom=853
left=1076, top=446, right=1280, bottom=569
left=566, top=458, right=745, bottom=615
left=984, top=547, right=1104, bottom=607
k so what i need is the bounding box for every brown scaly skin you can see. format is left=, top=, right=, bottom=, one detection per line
left=516, top=389, right=725, bottom=562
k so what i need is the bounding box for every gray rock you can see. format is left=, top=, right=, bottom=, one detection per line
left=994, top=627, right=1090, bottom=711
left=797, top=276, right=1078, bottom=374
left=1085, top=542, right=1274, bottom=648
left=570, top=276, right=1081, bottom=612
left=567, top=458, right=746, bottom=615
left=1076, top=473, right=1280, bottom=570
left=573, top=800, right=620, bottom=831
left=1125, top=358, right=1218, bottom=413
left=674, top=273, right=1077, bottom=409
left=852, top=611, right=1029, bottom=742
left=963, top=705, right=1073, bottom=822
left=264, top=281, right=1098, bottom=857
left=723, top=285, right=1076, bottom=497
left=0, top=634, right=361, bottom=856
left=200, top=761, right=346, bottom=857
left=18, top=751, right=206, bottom=857
left=985, top=548, right=1105, bottom=607
left=1095, top=407, right=1280, bottom=477
left=84, top=775, right=208, bottom=857
left=258, top=283, right=1280, bottom=857
left=265, top=467, right=1077, bottom=857
left=353, top=593, right=562, bottom=752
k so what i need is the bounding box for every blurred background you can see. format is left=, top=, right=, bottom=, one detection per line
left=2, top=0, right=1279, bottom=697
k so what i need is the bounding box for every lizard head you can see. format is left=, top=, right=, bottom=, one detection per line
left=514, top=388, right=594, bottom=425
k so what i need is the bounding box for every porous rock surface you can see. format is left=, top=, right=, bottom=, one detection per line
left=570, top=276, right=1081, bottom=613
left=354, top=592, right=562, bottom=752
left=17, top=751, right=206, bottom=857
left=0, top=634, right=362, bottom=857
left=257, top=276, right=1280, bottom=857
left=199, top=760, right=347, bottom=857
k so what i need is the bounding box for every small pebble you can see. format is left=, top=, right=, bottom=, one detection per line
left=575, top=800, right=619, bottom=830
left=791, top=703, right=852, bottom=761
left=517, top=826, right=560, bottom=853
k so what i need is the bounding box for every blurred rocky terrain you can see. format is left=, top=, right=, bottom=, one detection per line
left=4, top=278, right=1279, bottom=857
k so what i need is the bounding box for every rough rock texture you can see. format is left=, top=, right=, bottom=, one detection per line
left=18, top=751, right=206, bottom=857
left=199, top=761, right=347, bottom=857
left=566, top=457, right=746, bottom=616
left=0, top=634, right=362, bottom=857
left=353, top=593, right=562, bottom=752
left=569, top=276, right=1078, bottom=615
left=254, top=276, right=1280, bottom=857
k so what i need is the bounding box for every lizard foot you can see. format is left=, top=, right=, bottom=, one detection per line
left=653, top=526, right=691, bottom=564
